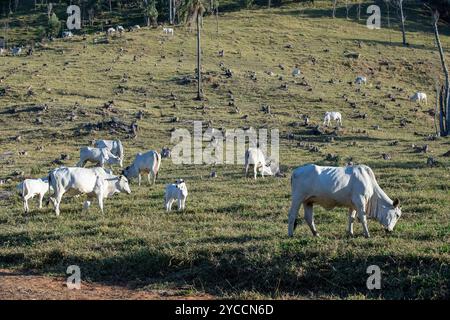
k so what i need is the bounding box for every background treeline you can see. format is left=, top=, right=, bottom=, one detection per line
left=2, top=0, right=450, bottom=22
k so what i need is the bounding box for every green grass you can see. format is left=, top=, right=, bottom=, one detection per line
left=0, top=2, right=449, bottom=299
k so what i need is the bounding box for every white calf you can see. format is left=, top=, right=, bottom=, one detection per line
left=16, top=178, right=52, bottom=213
left=323, top=111, right=342, bottom=127
left=410, top=92, right=427, bottom=105
left=164, top=179, right=188, bottom=212
left=107, top=27, right=116, bottom=35
left=163, top=27, right=174, bottom=36
left=355, top=76, right=367, bottom=85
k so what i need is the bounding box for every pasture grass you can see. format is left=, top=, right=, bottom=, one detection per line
left=0, top=1, right=449, bottom=299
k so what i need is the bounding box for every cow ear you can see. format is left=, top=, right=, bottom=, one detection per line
left=393, top=198, right=400, bottom=207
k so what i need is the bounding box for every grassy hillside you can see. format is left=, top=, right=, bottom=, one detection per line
left=0, top=2, right=449, bottom=299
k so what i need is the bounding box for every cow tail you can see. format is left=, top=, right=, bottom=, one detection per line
left=118, top=140, right=124, bottom=160
left=153, top=151, right=161, bottom=179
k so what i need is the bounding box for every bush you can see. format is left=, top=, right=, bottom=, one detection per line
left=47, top=13, right=60, bottom=37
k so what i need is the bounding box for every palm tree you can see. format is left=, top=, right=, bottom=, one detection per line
left=183, top=0, right=206, bottom=100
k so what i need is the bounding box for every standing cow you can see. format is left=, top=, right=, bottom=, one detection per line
left=77, top=147, right=121, bottom=168
left=323, top=111, right=342, bottom=127
left=287, top=164, right=402, bottom=238
left=94, top=139, right=124, bottom=168
left=48, top=167, right=131, bottom=216
left=410, top=92, right=427, bottom=105
left=244, top=147, right=275, bottom=180
left=122, top=150, right=161, bottom=186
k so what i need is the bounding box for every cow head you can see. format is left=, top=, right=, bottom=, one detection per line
left=381, top=198, right=402, bottom=232
left=117, top=175, right=131, bottom=194
left=122, top=165, right=137, bottom=180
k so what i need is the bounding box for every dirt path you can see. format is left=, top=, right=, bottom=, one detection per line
left=0, top=269, right=213, bottom=300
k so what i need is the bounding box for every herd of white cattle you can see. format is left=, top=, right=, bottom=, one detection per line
left=15, top=129, right=403, bottom=237
left=12, top=77, right=420, bottom=238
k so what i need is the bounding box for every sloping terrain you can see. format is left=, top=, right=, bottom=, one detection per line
left=0, top=2, right=449, bottom=299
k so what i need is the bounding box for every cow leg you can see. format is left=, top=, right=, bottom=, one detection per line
left=138, top=174, right=142, bottom=186
left=304, top=204, right=319, bottom=237
left=288, top=194, right=303, bottom=237
left=23, top=195, right=31, bottom=213
left=181, top=198, right=186, bottom=211
left=38, top=193, right=44, bottom=209
left=152, top=172, right=157, bottom=185
left=54, top=193, right=63, bottom=216
left=353, top=198, right=370, bottom=238
left=167, top=199, right=174, bottom=212
left=97, top=195, right=104, bottom=214
left=245, top=163, right=249, bottom=178
left=147, top=172, right=152, bottom=185
left=253, top=165, right=257, bottom=180
left=347, top=208, right=357, bottom=236
left=177, top=198, right=183, bottom=212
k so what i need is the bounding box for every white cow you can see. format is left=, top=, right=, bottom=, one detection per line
left=116, top=25, right=125, bottom=33
left=94, top=139, right=124, bottom=167
left=77, top=147, right=121, bottom=168
left=122, top=150, right=161, bottom=186
left=107, top=27, right=116, bottom=35
left=244, top=147, right=275, bottom=179
left=11, top=47, right=22, bottom=56
left=62, top=31, right=73, bottom=38
left=410, top=92, right=427, bottom=105
left=48, top=167, right=131, bottom=216
left=287, top=164, right=402, bottom=238
left=16, top=178, right=53, bottom=213
left=164, top=179, right=188, bottom=212
left=163, top=27, right=174, bottom=36
left=323, top=111, right=342, bottom=127
left=355, top=76, right=367, bottom=85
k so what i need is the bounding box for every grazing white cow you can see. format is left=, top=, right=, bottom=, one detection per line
left=244, top=147, right=275, bottom=179
left=410, top=92, right=427, bottom=105
left=116, top=25, right=125, bottom=33
left=132, top=25, right=141, bottom=30
left=94, top=139, right=124, bottom=167
left=62, top=31, right=73, bottom=38
left=16, top=178, right=52, bottom=213
left=11, top=47, right=22, bottom=56
left=323, top=111, right=342, bottom=127
left=122, top=150, right=161, bottom=186
left=48, top=167, right=131, bottom=216
left=0, top=48, right=6, bottom=55
left=107, top=27, right=116, bottom=35
left=163, top=27, right=174, bottom=35
left=164, top=179, right=188, bottom=212
left=77, top=147, right=121, bottom=168
left=287, top=164, right=402, bottom=238
left=355, top=76, right=367, bottom=85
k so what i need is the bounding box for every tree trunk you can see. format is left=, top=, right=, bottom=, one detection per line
left=399, top=0, right=406, bottom=46
left=169, top=0, right=173, bottom=24
left=268, top=0, right=271, bottom=9
left=345, top=0, right=349, bottom=19
left=332, top=0, right=337, bottom=19
left=433, top=11, right=449, bottom=136
left=109, top=0, right=112, bottom=12
left=196, top=13, right=203, bottom=100
left=357, top=2, right=361, bottom=20
left=386, top=1, right=391, bottom=43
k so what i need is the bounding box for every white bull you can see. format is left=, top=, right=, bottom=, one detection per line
left=48, top=167, right=131, bottom=216
left=16, top=178, right=53, bottom=213
left=122, top=150, right=161, bottom=186
left=287, top=164, right=401, bottom=238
